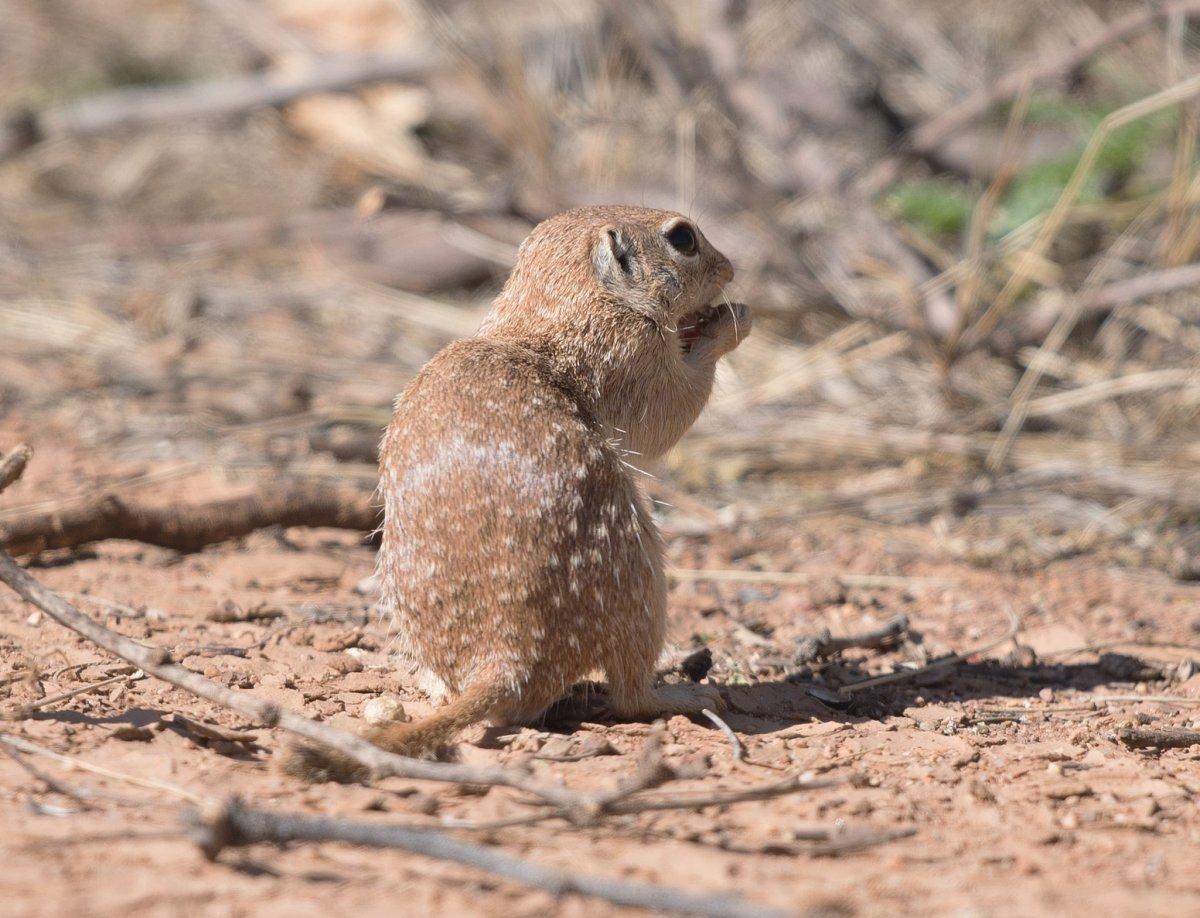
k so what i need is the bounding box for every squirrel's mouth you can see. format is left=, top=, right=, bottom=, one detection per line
left=677, top=301, right=750, bottom=360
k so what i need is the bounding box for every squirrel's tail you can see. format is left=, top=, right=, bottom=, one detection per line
left=280, top=677, right=510, bottom=784
left=364, top=678, right=510, bottom=757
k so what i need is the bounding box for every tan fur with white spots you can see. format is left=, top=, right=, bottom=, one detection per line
left=329, top=206, right=748, bottom=766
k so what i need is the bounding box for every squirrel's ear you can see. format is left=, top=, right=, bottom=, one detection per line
left=594, top=225, right=638, bottom=285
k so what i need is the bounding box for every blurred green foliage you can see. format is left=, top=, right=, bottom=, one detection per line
left=886, top=92, right=1178, bottom=243
left=24, top=53, right=193, bottom=108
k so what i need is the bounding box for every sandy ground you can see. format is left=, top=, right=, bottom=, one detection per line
left=2, top=419, right=1199, bottom=918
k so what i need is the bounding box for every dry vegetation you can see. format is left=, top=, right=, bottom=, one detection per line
left=3, top=1, right=1200, bottom=915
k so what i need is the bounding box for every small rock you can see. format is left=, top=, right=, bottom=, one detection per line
left=328, top=655, right=364, bottom=675
left=677, top=647, right=713, bottom=682
left=363, top=694, right=408, bottom=726
left=951, top=749, right=979, bottom=769
left=807, top=577, right=846, bottom=607
left=970, top=779, right=996, bottom=803
left=313, top=629, right=363, bottom=653
left=538, top=735, right=577, bottom=759
left=341, top=672, right=387, bottom=693
left=354, top=574, right=380, bottom=596
left=1133, top=798, right=1161, bottom=819
left=111, top=725, right=155, bottom=742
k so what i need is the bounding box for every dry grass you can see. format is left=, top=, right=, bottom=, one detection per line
left=2, top=0, right=1200, bottom=579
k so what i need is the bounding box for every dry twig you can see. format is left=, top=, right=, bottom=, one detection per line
left=794, top=615, right=911, bottom=664
left=0, top=483, right=378, bottom=557
left=0, top=733, right=202, bottom=804
left=837, top=607, right=1021, bottom=696
left=0, top=49, right=434, bottom=160
left=1117, top=726, right=1200, bottom=749
left=701, top=709, right=746, bottom=763
left=9, top=668, right=143, bottom=719
left=186, top=797, right=784, bottom=918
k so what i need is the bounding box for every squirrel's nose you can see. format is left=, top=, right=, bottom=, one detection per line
left=713, top=255, right=734, bottom=286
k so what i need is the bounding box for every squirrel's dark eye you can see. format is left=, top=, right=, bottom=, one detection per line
left=665, top=222, right=698, bottom=256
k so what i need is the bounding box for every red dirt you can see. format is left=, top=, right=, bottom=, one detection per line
left=3, top=421, right=1200, bottom=917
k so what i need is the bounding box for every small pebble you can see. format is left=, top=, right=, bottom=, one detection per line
left=363, top=694, right=409, bottom=726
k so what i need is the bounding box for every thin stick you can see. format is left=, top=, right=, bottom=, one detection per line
left=794, top=615, right=910, bottom=664
left=0, top=733, right=203, bottom=804
left=603, top=772, right=841, bottom=816
left=186, top=797, right=785, bottom=918
left=10, top=669, right=143, bottom=718
left=701, top=709, right=745, bottom=763
left=668, top=568, right=953, bottom=591
left=837, top=606, right=1021, bottom=696
left=3, top=743, right=95, bottom=808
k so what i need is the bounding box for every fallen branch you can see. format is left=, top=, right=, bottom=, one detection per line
left=794, top=615, right=910, bottom=664
left=910, top=1, right=1200, bottom=156
left=3, top=741, right=96, bottom=810
left=0, top=482, right=379, bottom=557
left=1117, top=726, right=1200, bottom=749
left=0, top=48, right=434, bottom=160
left=4, top=726, right=792, bottom=916
left=186, top=797, right=784, bottom=918
left=837, top=607, right=1021, bottom=697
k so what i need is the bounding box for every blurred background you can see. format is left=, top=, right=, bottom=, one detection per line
left=2, top=0, right=1200, bottom=577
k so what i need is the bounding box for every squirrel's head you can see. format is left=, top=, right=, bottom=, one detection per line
left=482, top=205, right=751, bottom=459
left=484, top=206, right=749, bottom=370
